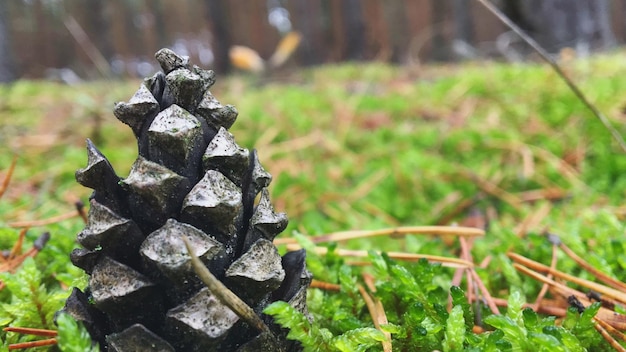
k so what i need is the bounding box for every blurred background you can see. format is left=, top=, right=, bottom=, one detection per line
left=0, top=0, right=623, bottom=82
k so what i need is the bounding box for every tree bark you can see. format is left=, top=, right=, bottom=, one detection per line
left=340, top=0, right=365, bottom=60
left=430, top=0, right=448, bottom=61
left=382, top=0, right=409, bottom=62
left=86, top=0, right=113, bottom=61
left=505, top=0, right=615, bottom=54
left=0, top=0, right=15, bottom=82
left=452, top=0, right=473, bottom=45
left=205, top=0, right=232, bottom=73
left=290, top=0, right=324, bottom=65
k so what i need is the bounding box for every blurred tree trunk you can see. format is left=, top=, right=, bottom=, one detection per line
left=340, top=0, right=364, bottom=60
left=84, top=0, right=113, bottom=65
left=290, top=0, right=324, bottom=65
left=152, top=0, right=168, bottom=49
left=205, top=0, right=231, bottom=73
left=33, top=0, right=52, bottom=74
left=73, top=1, right=131, bottom=76
left=382, top=0, right=409, bottom=62
left=452, top=0, right=473, bottom=44
left=504, top=0, right=615, bottom=54
left=451, top=0, right=475, bottom=59
left=328, top=0, right=344, bottom=61
left=108, top=1, right=132, bottom=59
left=430, top=0, right=448, bottom=61
left=138, top=0, right=158, bottom=56
left=0, top=1, right=15, bottom=82
left=594, top=0, right=616, bottom=48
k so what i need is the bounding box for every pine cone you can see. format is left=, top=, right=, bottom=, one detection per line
left=62, top=49, right=311, bottom=351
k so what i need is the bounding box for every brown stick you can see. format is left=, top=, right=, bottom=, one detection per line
left=182, top=236, right=271, bottom=334
left=357, top=282, right=392, bottom=352
left=274, top=226, right=485, bottom=246
left=468, top=269, right=500, bottom=315
left=75, top=200, right=88, bottom=224
left=594, top=321, right=626, bottom=352
left=8, top=210, right=80, bottom=228
left=595, top=318, right=626, bottom=343
left=285, top=245, right=474, bottom=269
left=559, top=242, right=626, bottom=292
left=8, top=228, right=28, bottom=259
left=3, top=327, right=58, bottom=337
left=532, top=242, right=558, bottom=309
left=509, top=253, right=626, bottom=304
left=475, top=0, right=626, bottom=153
left=0, top=155, right=17, bottom=199
left=310, top=279, right=341, bottom=292
left=483, top=296, right=568, bottom=317
left=8, top=338, right=57, bottom=350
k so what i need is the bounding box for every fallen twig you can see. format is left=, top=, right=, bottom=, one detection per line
left=476, top=0, right=626, bottom=152
left=310, top=279, right=341, bottom=292
left=595, top=322, right=626, bottom=352
left=181, top=236, right=271, bottom=334
left=0, top=155, right=17, bottom=199
left=468, top=268, right=500, bottom=315
left=559, top=241, right=626, bottom=292
left=531, top=240, right=558, bottom=310
left=274, top=225, right=485, bottom=246
left=8, top=208, right=83, bottom=228
left=509, top=253, right=626, bottom=305
left=3, top=326, right=58, bottom=350
left=285, top=245, right=474, bottom=269
left=359, top=274, right=392, bottom=352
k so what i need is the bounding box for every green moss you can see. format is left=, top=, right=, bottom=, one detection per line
left=3, top=53, right=626, bottom=350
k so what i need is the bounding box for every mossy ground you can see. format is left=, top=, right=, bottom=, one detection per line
left=1, top=52, right=626, bottom=350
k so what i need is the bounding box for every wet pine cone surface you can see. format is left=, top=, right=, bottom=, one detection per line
left=62, top=49, right=311, bottom=352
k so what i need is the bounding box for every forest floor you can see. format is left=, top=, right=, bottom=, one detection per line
left=1, top=53, right=626, bottom=350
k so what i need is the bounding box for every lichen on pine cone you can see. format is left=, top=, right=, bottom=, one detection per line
left=62, top=48, right=311, bottom=352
